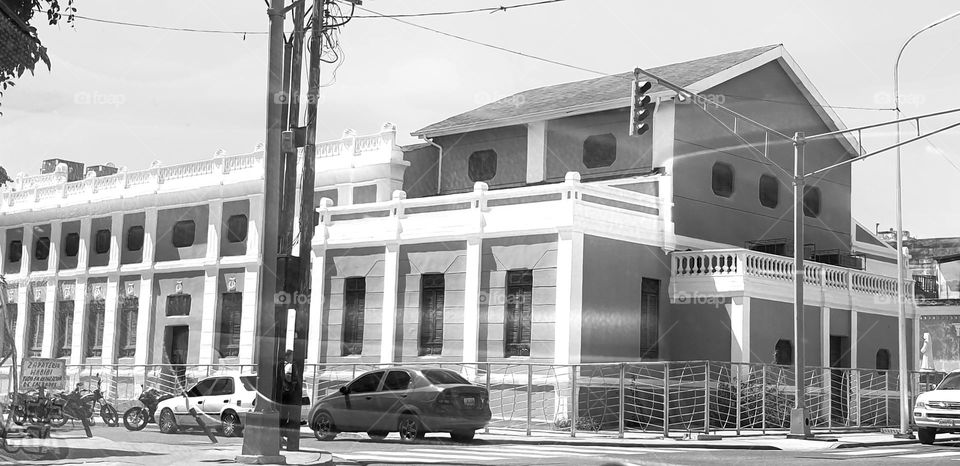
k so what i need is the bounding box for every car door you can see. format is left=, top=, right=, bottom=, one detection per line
left=340, top=371, right=384, bottom=431
left=374, top=370, right=413, bottom=431
left=178, top=378, right=215, bottom=426
left=202, top=378, right=234, bottom=423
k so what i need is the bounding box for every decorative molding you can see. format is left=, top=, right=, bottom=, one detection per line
left=175, top=280, right=183, bottom=294
left=226, top=276, right=237, bottom=292
left=125, top=282, right=136, bottom=297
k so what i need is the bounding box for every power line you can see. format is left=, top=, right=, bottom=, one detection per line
left=909, top=120, right=960, bottom=174
left=73, top=14, right=268, bottom=35
left=332, top=0, right=568, bottom=18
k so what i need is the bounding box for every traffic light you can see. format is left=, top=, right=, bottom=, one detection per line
left=630, top=78, right=652, bottom=136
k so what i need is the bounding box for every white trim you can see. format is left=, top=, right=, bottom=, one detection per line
left=821, top=306, right=830, bottom=368
left=379, top=243, right=400, bottom=364
left=555, top=230, right=584, bottom=364
left=674, top=235, right=737, bottom=251
left=462, top=237, right=482, bottom=364
left=727, top=296, right=751, bottom=364
left=526, top=122, right=547, bottom=184
left=100, top=276, right=120, bottom=364
left=306, top=249, right=326, bottom=365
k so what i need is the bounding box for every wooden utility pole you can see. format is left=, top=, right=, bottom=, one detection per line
left=240, top=0, right=287, bottom=462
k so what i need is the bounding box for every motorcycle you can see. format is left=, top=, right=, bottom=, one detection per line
left=59, top=375, right=119, bottom=427
left=9, top=388, right=66, bottom=428
left=123, top=386, right=174, bottom=431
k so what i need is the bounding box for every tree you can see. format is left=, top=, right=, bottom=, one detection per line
left=0, top=165, right=10, bottom=186
left=0, top=0, right=75, bottom=112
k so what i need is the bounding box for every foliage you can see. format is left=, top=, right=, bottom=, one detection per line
left=0, top=165, right=10, bottom=186
left=0, top=0, right=75, bottom=113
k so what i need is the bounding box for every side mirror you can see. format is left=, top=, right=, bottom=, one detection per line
left=338, top=386, right=349, bottom=395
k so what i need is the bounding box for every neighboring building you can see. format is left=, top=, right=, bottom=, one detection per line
left=886, top=232, right=960, bottom=372
left=0, top=45, right=914, bottom=379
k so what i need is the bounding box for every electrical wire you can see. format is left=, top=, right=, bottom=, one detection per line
left=331, top=0, right=568, bottom=18
left=72, top=14, right=268, bottom=35
left=909, top=120, right=960, bottom=174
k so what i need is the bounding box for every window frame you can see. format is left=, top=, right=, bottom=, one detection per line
left=126, top=226, right=145, bottom=252
left=504, top=269, right=533, bottom=358
left=218, top=292, right=243, bottom=358
left=418, top=274, right=445, bottom=356
left=28, top=303, right=44, bottom=357
left=876, top=348, right=891, bottom=371
left=467, top=149, right=498, bottom=182
left=711, top=162, right=735, bottom=198
left=56, top=300, right=75, bottom=358
left=85, top=298, right=106, bottom=358
left=64, top=233, right=80, bottom=257
left=94, top=229, right=111, bottom=254
left=172, top=220, right=196, bottom=248
left=226, top=215, right=248, bottom=243
left=348, top=371, right=383, bottom=394
left=803, top=186, right=821, bottom=218
left=758, top=174, right=779, bottom=209
left=341, top=277, right=366, bottom=356
left=166, top=294, right=192, bottom=317
left=34, top=237, right=51, bottom=261
left=118, top=296, right=138, bottom=358
left=382, top=370, right=412, bottom=392
left=582, top=133, right=618, bottom=169
left=639, top=278, right=660, bottom=359
left=775, top=339, right=793, bottom=365
left=8, top=240, right=22, bottom=263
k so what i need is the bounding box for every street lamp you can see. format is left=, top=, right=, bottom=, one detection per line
left=893, top=8, right=960, bottom=439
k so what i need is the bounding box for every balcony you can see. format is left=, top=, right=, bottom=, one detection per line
left=313, top=172, right=672, bottom=249
left=670, top=249, right=913, bottom=314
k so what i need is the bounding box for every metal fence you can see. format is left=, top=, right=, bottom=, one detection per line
left=0, top=360, right=947, bottom=437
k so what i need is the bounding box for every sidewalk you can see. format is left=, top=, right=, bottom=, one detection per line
left=0, top=427, right=929, bottom=465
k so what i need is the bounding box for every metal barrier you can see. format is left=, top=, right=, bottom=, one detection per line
left=0, top=360, right=948, bottom=437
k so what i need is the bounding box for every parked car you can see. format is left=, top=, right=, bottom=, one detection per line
left=914, top=370, right=960, bottom=444
left=155, top=374, right=311, bottom=437
left=308, top=367, right=491, bottom=442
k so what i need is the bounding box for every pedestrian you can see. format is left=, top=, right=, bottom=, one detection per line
left=280, top=350, right=296, bottom=448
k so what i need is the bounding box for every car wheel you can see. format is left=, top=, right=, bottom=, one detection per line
left=313, top=412, right=337, bottom=441
left=919, top=427, right=937, bottom=445
left=221, top=411, right=242, bottom=437
left=158, top=409, right=178, bottom=434
left=367, top=431, right=388, bottom=441
left=398, top=414, right=425, bottom=442
left=450, top=429, right=475, bottom=442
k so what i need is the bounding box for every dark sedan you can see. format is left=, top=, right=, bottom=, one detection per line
left=308, top=367, right=491, bottom=442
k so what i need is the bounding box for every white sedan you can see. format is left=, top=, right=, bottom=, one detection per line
left=156, top=374, right=258, bottom=437
left=914, top=370, right=960, bottom=444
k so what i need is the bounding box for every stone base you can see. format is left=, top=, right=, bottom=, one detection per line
left=787, top=407, right=813, bottom=438
left=241, top=411, right=282, bottom=458
left=235, top=455, right=287, bottom=465
left=893, top=432, right=916, bottom=439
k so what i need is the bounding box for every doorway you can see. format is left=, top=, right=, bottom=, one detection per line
left=164, top=325, right=189, bottom=388
left=829, top=335, right=851, bottom=424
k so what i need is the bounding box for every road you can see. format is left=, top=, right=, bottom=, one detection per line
left=80, top=425, right=960, bottom=465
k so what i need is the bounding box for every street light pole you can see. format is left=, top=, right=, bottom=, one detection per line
left=789, top=132, right=812, bottom=438
left=892, top=9, right=960, bottom=439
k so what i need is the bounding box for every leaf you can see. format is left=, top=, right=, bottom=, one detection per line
left=38, top=46, right=50, bottom=70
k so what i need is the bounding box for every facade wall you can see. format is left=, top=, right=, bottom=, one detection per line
left=29, top=224, right=51, bottom=272
left=673, top=61, right=852, bottom=252
left=88, top=216, right=112, bottom=268
left=749, top=299, right=822, bottom=366
left=59, top=220, right=80, bottom=270
left=544, top=108, right=654, bottom=182
left=661, top=302, right=731, bottom=361
left=580, top=235, right=669, bottom=362
left=120, top=212, right=145, bottom=265
left=320, top=247, right=386, bottom=364
left=435, top=125, right=527, bottom=194
left=151, top=272, right=205, bottom=365
left=858, top=312, right=913, bottom=370
left=155, top=205, right=209, bottom=262
left=395, top=242, right=467, bottom=363
left=220, top=199, right=250, bottom=257
left=402, top=144, right=440, bottom=198
left=478, top=234, right=557, bottom=362
left=3, top=227, right=22, bottom=274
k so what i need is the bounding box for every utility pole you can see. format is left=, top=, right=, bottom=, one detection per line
left=240, top=0, right=287, bottom=462
left=789, top=132, right=812, bottom=438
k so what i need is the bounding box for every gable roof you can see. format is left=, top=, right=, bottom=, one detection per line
left=413, top=44, right=860, bottom=157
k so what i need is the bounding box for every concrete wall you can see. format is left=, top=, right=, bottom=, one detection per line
left=479, top=234, right=557, bottom=362
left=320, top=247, right=385, bottom=364
left=673, top=61, right=852, bottom=252
left=544, top=108, right=654, bottom=182
left=155, top=205, right=209, bottom=262
left=749, top=299, right=822, bottom=366
left=220, top=199, right=250, bottom=257
left=396, top=242, right=467, bottom=363
left=858, top=313, right=914, bottom=370
left=88, top=217, right=112, bottom=268
left=580, top=235, right=670, bottom=362
left=436, top=125, right=528, bottom=194
left=30, top=224, right=51, bottom=272
left=59, top=221, right=80, bottom=270
left=120, top=212, right=145, bottom=265
left=662, top=302, right=732, bottom=362
left=3, top=227, right=23, bottom=274
left=402, top=144, right=440, bottom=198
left=151, top=272, right=205, bottom=365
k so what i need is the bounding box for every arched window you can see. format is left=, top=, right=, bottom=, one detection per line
left=582, top=133, right=617, bottom=168
left=803, top=186, right=821, bottom=217
left=468, top=150, right=497, bottom=182
left=775, top=339, right=793, bottom=365
left=712, top=162, right=734, bottom=197
left=759, top=174, right=779, bottom=208
left=876, top=349, right=891, bottom=371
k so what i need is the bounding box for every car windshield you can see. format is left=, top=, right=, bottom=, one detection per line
left=240, top=376, right=257, bottom=391
left=422, top=370, right=470, bottom=385
left=939, top=373, right=960, bottom=390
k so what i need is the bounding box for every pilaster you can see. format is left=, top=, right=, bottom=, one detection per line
left=206, top=200, right=224, bottom=261
left=555, top=230, right=584, bottom=364
left=20, top=224, right=33, bottom=275
left=379, top=243, right=400, bottom=364
left=238, top=265, right=260, bottom=365
left=69, top=278, right=88, bottom=365
left=198, top=266, right=220, bottom=364
left=306, top=248, right=326, bottom=364
left=462, top=237, right=482, bottom=364
left=142, top=208, right=158, bottom=267
left=77, top=217, right=92, bottom=271
left=108, top=213, right=123, bottom=269
left=40, top=281, right=56, bottom=358
left=727, top=296, right=752, bottom=364
left=526, top=121, right=547, bottom=184
left=134, top=274, right=154, bottom=366
left=100, top=276, right=120, bottom=364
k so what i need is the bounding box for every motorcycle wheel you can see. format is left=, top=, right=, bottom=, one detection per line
left=48, top=408, right=67, bottom=428
left=101, top=404, right=119, bottom=427
left=11, top=407, right=25, bottom=426
left=123, top=407, right=149, bottom=431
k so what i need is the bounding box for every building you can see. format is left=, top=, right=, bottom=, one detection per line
left=0, top=45, right=915, bottom=377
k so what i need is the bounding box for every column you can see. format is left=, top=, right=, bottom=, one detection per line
left=108, top=213, right=123, bottom=268
left=100, top=276, right=120, bottom=364
left=238, top=265, right=259, bottom=365
left=526, top=121, right=547, bottom=184
left=20, top=224, right=32, bottom=275
left=134, top=274, right=154, bottom=366
left=206, top=200, right=224, bottom=261
left=77, top=217, right=92, bottom=271
left=653, top=98, right=676, bottom=250
left=727, top=296, right=752, bottom=364
left=821, top=307, right=831, bottom=368
left=40, top=281, right=56, bottom=358
left=850, top=310, right=859, bottom=368
left=850, top=309, right=860, bottom=425
left=554, top=230, right=584, bottom=365
left=14, top=284, right=28, bottom=360
left=69, top=278, right=88, bottom=365
left=0, top=228, right=5, bottom=276
left=245, top=196, right=263, bottom=258
left=141, top=208, right=158, bottom=266
left=48, top=221, right=61, bottom=272
left=462, top=238, right=482, bottom=364
left=379, top=243, right=400, bottom=364
left=306, top=248, right=326, bottom=364
left=198, top=266, right=220, bottom=365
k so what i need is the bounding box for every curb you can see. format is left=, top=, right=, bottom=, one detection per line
left=473, top=436, right=783, bottom=451
left=833, top=439, right=920, bottom=449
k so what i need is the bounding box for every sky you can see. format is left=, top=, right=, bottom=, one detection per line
left=1, top=0, right=960, bottom=238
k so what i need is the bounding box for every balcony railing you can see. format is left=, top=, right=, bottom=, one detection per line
left=0, top=151, right=265, bottom=214
left=671, top=249, right=913, bottom=309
